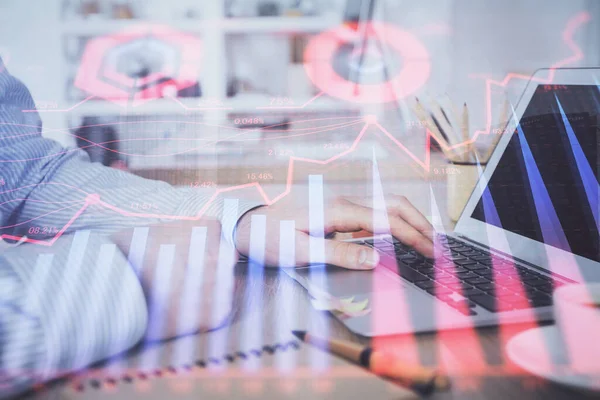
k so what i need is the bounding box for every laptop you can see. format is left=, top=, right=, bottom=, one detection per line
left=287, top=68, right=600, bottom=336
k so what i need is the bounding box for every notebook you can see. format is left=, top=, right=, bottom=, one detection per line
left=60, top=308, right=412, bottom=400
left=33, top=224, right=413, bottom=399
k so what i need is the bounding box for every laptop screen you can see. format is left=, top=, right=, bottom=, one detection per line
left=470, top=84, right=600, bottom=262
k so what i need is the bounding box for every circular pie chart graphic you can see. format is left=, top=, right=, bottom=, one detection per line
left=75, top=24, right=202, bottom=106
left=304, top=22, right=431, bottom=104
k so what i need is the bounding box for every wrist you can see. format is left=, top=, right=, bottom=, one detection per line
left=233, top=205, right=266, bottom=256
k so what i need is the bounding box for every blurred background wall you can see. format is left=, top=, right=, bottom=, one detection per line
left=1, top=0, right=598, bottom=154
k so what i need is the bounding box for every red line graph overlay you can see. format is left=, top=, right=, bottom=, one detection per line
left=469, top=11, right=590, bottom=139
left=167, top=95, right=233, bottom=111
left=1, top=118, right=420, bottom=246
left=20, top=95, right=232, bottom=114
left=21, top=96, right=96, bottom=113
left=2, top=117, right=365, bottom=163
left=2, top=12, right=590, bottom=247
left=255, top=92, right=325, bottom=110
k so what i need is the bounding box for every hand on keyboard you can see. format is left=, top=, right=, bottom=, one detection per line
left=360, top=234, right=561, bottom=314
left=235, top=194, right=434, bottom=270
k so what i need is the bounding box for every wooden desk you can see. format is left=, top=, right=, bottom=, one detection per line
left=22, top=180, right=598, bottom=400
left=224, top=180, right=598, bottom=400
left=231, top=260, right=597, bottom=400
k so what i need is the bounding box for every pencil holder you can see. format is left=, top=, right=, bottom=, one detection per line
left=445, top=161, right=487, bottom=222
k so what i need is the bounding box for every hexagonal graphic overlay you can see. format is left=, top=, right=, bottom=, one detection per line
left=75, top=25, right=202, bottom=106
left=304, top=22, right=431, bottom=104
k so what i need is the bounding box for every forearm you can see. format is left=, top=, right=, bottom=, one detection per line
left=9, top=146, right=259, bottom=243
left=0, top=232, right=147, bottom=399
left=0, top=59, right=261, bottom=244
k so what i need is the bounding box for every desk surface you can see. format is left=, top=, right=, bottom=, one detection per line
left=231, top=264, right=597, bottom=400
left=24, top=181, right=599, bottom=400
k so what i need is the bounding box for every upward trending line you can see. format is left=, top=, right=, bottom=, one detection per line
left=3, top=12, right=589, bottom=247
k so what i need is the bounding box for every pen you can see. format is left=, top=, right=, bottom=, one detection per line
left=415, top=97, right=451, bottom=144
left=292, top=330, right=451, bottom=396
left=427, top=94, right=458, bottom=146
left=461, top=102, right=473, bottom=162
left=413, top=99, right=458, bottom=161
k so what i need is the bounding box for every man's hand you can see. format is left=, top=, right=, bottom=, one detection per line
left=111, top=219, right=236, bottom=341
left=235, top=194, right=434, bottom=270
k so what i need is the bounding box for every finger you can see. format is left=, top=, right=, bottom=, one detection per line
left=328, top=200, right=433, bottom=258
left=344, top=195, right=434, bottom=242
left=388, top=215, right=434, bottom=258
left=323, top=239, right=379, bottom=270
left=385, top=195, right=435, bottom=242
left=291, top=232, right=378, bottom=270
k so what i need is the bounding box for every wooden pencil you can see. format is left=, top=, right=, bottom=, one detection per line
left=446, top=94, right=463, bottom=131
left=428, top=95, right=459, bottom=146
left=443, top=93, right=470, bottom=161
left=292, top=330, right=451, bottom=396
left=412, top=99, right=454, bottom=158
left=414, top=98, right=451, bottom=145
left=461, top=102, right=473, bottom=162
left=415, top=97, right=467, bottom=163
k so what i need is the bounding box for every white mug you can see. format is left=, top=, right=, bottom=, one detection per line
left=553, top=283, right=600, bottom=373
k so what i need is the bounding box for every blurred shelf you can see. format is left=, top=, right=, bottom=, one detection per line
left=130, top=154, right=449, bottom=184
left=227, top=93, right=360, bottom=113
left=61, top=19, right=206, bottom=35
left=67, top=98, right=211, bottom=118
left=128, top=139, right=390, bottom=171
left=66, top=95, right=360, bottom=118
left=61, top=16, right=340, bottom=36
left=222, top=15, right=341, bottom=34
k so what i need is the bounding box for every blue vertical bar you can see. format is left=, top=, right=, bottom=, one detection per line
left=23, top=253, right=54, bottom=380
left=248, top=214, right=267, bottom=265
left=279, top=220, right=296, bottom=267
left=173, top=226, right=207, bottom=367
left=83, top=244, right=116, bottom=371
left=308, top=175, right=326, bottom=263
left=24, top=253, right=54, bottom=309
left=214, top=199, right=239, bottom=318
left=106, top=226, right=149, bottom=373
left=54, top=230, right=90, bottom=372
left=371, top=149, right=391, bottom=239
left=308, top=174, right=329, bottom=370
left=276, top=220, right=297, bottom=372
left=517, top=122, right=571, bottom=250
left=206, top=199, right=239, bottom=370
left=555, top=96, right=599, bottom=229
left=101, top=244, right=135, bottom=377
left=127, top=227, right=149, bottom=276
left=242, top=213, right=266, bottom=371
left=140, top=244, right=176, bottom=372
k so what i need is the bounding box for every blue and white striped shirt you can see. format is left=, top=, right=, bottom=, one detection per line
left=0, top=58, right=259, bottom=398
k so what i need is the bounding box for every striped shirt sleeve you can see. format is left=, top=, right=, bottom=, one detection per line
left=1, top=232, right=148, bottom=398
left=0, top=58, right=262, bottom=397
left=0, top=60, right=261, bottom=245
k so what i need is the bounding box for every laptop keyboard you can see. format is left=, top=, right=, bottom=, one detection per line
left=358, top=235, right=565, bottom=315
